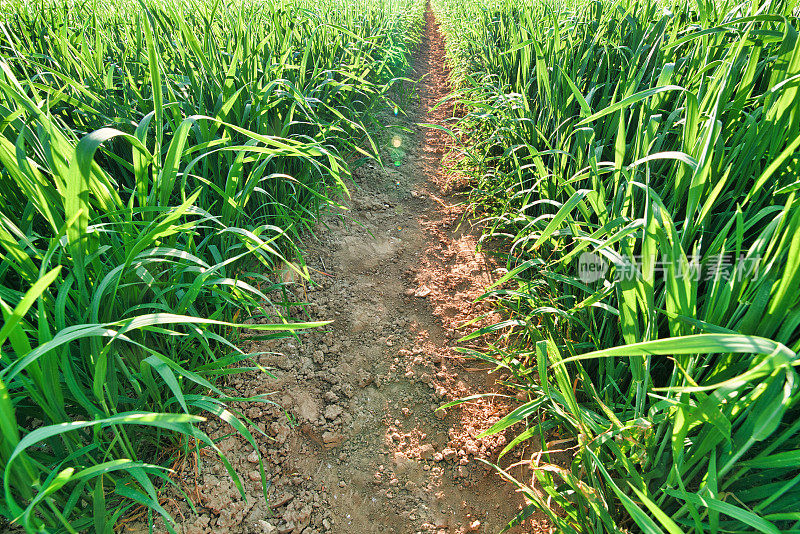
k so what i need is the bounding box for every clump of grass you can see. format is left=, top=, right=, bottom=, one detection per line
left=0, top=0, right=423, bottom=530
left=433, top=0, right=800, bottom=530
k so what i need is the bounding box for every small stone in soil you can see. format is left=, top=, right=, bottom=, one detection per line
left=324, top=405, right=343, bottom=420
left=414, top=285, right=432, bottom=297
left=271, top=494, right=294, bottom=508
left=322, top=431, right=344, bottom=448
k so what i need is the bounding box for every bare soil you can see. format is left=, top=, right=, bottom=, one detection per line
left=131, top=8, right=551, bottom=534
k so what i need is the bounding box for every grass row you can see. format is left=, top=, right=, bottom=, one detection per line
left=432, top=0, right=800, bottom=531
left=0, top=0, right=422, bottom=531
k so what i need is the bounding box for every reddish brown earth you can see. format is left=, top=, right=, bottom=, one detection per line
left=127, top=7, right=552, bottom=534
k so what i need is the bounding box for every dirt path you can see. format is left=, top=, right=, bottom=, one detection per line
left=160, top=8, right=547, bottom=534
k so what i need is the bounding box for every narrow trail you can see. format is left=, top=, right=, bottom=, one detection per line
left=161, top=8, right=547, bottom=534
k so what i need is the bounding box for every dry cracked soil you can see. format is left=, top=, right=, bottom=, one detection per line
left=127, top=8, right=551, bottom=534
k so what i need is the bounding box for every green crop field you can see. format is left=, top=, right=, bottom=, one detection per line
left=1, top=0, right=799, bottom=531
left=0, top=0, right=420, bottom=530
left=433, top=0, right=800, bottom=531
